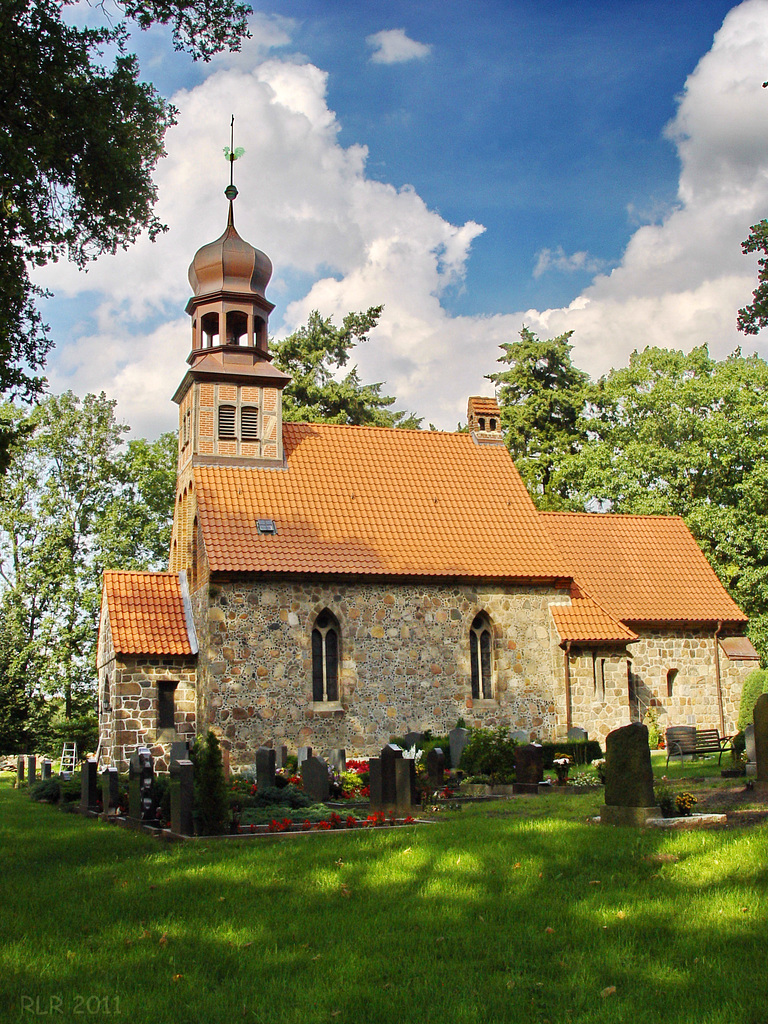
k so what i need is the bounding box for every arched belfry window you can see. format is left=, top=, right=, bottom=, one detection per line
left=312, top=609, right=339, bottom=702
left=470, top=612, right=494, bottom=699
left=201, top=311, right=219, bottom=347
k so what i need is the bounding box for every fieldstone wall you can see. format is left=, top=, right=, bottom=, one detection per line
left=567, top=628, right=750, bottom=743
left=195, top=578, right=570, bottom=766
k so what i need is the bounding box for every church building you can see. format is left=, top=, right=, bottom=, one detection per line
left=96, top=187, right=758, bottom=772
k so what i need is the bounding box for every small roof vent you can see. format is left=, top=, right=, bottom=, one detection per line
left=256, top=518, right=277, bottom=535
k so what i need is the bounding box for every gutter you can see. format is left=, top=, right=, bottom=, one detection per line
left=714, top=620, right=725, bottom=735
left=564, top=641, right=572, bottom=734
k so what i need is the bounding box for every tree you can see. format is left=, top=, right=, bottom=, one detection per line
left=0, top=0, right=250, bottom=464
left=271, top=307, right=422, bottom=428
left=737, top=220, right=768, bottom=334
left=487, top=327, right=589, bottom=508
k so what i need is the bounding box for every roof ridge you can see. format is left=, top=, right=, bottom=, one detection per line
left=542, top=510, right=684, bottom=522
left=285, top=421, right=462, bottom=437
left=103, top=569, right=178, bottom=578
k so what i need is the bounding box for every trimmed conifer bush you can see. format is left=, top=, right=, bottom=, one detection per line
left=193, top=731, right=229, bottom=835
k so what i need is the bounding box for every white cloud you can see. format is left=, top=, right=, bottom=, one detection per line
left=210, top=13, right=297, bottom=70
left=366, top=29, right=432, bottom=64
left=38, top=0, right=768, bottom=438
left=533, top=246, right=606, bottom=279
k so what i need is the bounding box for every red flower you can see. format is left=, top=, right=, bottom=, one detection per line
left=249, top=824, right=255, bottom=833
left=403, top=815, right=416, bottom=824
left=268, top=819, right=280, bottom=833
left=346, top=815, right=357, bottom=828
left=302, top=819, right=312, bottom=831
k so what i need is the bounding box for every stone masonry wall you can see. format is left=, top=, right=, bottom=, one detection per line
left=568, top=628, right=750, bottom=743
left=197, top=578, right=570, bottom=766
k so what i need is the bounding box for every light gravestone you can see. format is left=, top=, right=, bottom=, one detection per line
left=128, top=748, right=155, bottom=822
left=26, top=755, right=37, bottom=783
left=567, top=727, right=588, bottom=742
left=745, top=724, right=757, bottom=777
left=510, top=730, right=529, bottom=744
left=513, top=744, right=544, bottom=794
left=301, top=756, right=330, bottom=804
left=170, top=740, right=191, bottom=763
left=100, top=767, right=120, bottom=818
left=425, top=748, right=445, bottom=792
left=80, top=758, right=99, bottom=812
left=41, top=759, right=52, bottom=781
left=169, top=759, right=195, bottom=836
left=402, top=731, right=423, bottom=751
left=449, top=727, right=469, bottom=771
left=297, top=746, right=313, bottom=768
left=275, top=745, right=288, bottom=770
left=328, top=748, right=346, bottom=774
left=601, top=723, right=659, bottom=826
left=255, top=747, right=276, bottom=792
left=753, top=693, right=768, bottom=793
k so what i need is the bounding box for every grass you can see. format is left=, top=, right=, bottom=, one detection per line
left=2, top=774, right=768, bottom=1024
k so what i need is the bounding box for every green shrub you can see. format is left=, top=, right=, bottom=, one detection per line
left=459, top=727, right=518, bottom=783
left=420, top=736, right=452, bottom=768
left=738, top=668, right=768, bottom=730
left=732, top=731, right=746, bottom=762
left=192, top=731, right=230, bottom=835
left=643, top=708, right=661, bottom=749
left=29, top=779, right=61, bottom=803
left=538, top=740, right=602, bottom=767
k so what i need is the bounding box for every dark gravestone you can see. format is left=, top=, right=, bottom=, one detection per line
left=328, top=748, right=346, bottom=774
left=128, top=748, right=155, bottom=822
left=513, top=744, right=544, bottom=793
left=380, top=744, right=403, bottom=807
left=80, top=758, right=99, bottom=812
left=100, top=767, right=120, bottom=818
left=297, top=746, right=313, bottom=768
left=449, top=727, right=469, bottom=770
left=368, top=758, right=383, bottom=811
left=402, top=731, right=423, bottom=750
left=41, top=759, right=52, bottom=781
left=394, top=758, right=416, bottom=815
left=754, top=693, right=768, bottom=790
left=275, top=745, right=288, bottom=770
left=26, top=755, right=37, bottom=783
left=601, top=723, right=658, bottom=826
left=255, top=746, right=276, bottom=792
left=170, top=759, right=195, bottom=836
left=567, top=727, right=588, bottom=742
left=16, top=756, right=24, bottom=784
left=301, top=756, right=330, bottom=804
left=425, top=747, right=445, bottom=791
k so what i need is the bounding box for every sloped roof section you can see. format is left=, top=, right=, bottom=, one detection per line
left=195, top=423, right=567, bottom=579
left=103, top=571, right=197, bottom=656
left=550, top=585, right=638, bottom=645
left=542, top=512, right=747, bottom=625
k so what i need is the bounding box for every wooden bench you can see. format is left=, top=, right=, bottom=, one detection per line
left=665, top=726, right=733, bottom=766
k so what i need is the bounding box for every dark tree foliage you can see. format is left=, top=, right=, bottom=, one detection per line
left=0, top=0, right=251, bottom=465
left=737, top=219, right=768, bottom=334
left=193, top=730, right=229, bottom=835
left=271, top=307, right=422, bottom=428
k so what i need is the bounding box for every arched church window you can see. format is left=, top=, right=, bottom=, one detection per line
left=312, top=609, right=339, bottom=702
left=470, top=612, right=493, bottom=699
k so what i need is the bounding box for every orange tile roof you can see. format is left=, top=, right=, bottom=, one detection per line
left=551, top=585, right=638, bottom=645
left=195, top=423, right=567, bottom=579
left=468, top=396, right=501, bottom=416
left=103, top=571, right=195, bottom=656
left=542, top=512, right=747, bottom=625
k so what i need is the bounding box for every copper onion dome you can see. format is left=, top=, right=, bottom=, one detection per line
left=187, top=201, right=272, bottom=299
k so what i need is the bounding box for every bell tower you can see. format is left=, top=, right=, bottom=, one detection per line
left=170, top=149, right=291, bottom=579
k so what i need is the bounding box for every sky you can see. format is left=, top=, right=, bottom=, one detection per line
left=35, top=0, right=768, bottom=436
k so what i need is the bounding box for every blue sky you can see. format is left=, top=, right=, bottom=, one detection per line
left=38, top=0, right=768, bottom=435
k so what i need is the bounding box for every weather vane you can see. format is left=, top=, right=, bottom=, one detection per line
left=223, top=114, right=245, bottom=201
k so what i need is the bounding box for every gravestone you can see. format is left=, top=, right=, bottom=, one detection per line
left=80, top=758, right=99, bottom=812
left=394, top=758, right=417, bottom=815
left=301, top=756, right=330, bottom=803
left=402, top=731, right=423, bottom=750
left=170, top=740, right=191, bottom=763
left=567, top=727, right=588, bottom=742
left=380, top=744, right=403, bottom=807
left=449, top=727, right=469, bottom=770
left=746, top=724, right=756, bottom=763
left=753, top=693, right=768, bottom=791
left=169, top=759, right=195, bottom=836
left=275, top=745, right=289, bottom=770
left=328, top=748, right=346, bottom=774
left=16, top=756, right=24, bottom=784
left=128, top=748, right=155, bottom=822
left=100, top=767, right=120, bottom=818
left=255, top=746, right=276, bottom=792
left=368, top=758, right=383, bottom=811
left=601, top=723, right=658, bottom=826
left=297, top=746, right=313, bottom=768
left=513, top=743, right=544, bottom=793
left=26, top=755, right=37, bottom=783
left=510, top=730, right=529, bottom=744
left=41, top=759, right=52, bottom=781
left=425, top=747, right=445, bottom=791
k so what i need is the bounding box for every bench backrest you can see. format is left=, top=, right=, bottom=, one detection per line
left=695, top=729, right=722, bottom=748
left=665, top=726, right=697, bottom=753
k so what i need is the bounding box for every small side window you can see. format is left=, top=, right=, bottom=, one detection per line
left=158, top=681, right=178, bottom=730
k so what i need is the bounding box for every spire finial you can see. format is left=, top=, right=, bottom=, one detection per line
left=223, top=114, right=244, bottom=203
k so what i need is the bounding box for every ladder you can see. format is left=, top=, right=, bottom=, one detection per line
left=60, top=742, right=77, bottom=775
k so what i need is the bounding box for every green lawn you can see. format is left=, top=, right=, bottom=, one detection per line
left=1, top=776, right=767, bottom=1024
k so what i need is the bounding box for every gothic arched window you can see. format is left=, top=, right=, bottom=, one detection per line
left=312, top=609, right=339, bottom=702
left=470, top=612, right=493, bottom=699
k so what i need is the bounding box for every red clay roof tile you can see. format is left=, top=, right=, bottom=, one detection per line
left=103, top=571, right=194, bottom=656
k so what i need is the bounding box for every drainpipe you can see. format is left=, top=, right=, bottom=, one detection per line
left=563, top=641, right=573, bottom=734
left=714, top=620, right=725, bottom=736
